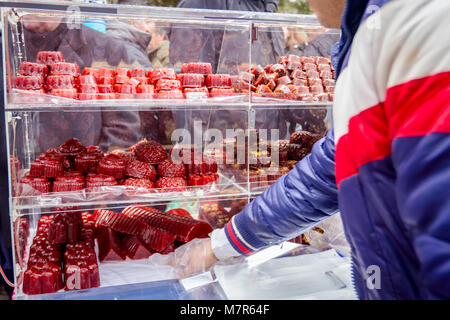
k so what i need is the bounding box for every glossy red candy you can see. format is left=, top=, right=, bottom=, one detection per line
left=125, top=160, right=156, bottom=180
left=115, top=75, right=129, bottom=84
left=78, top=93, right=97, bottom=100
left=320, top=71, right=333, bottom=79
left=183, top=87, right=209, bottom=99
left=209, top=88, right=235, bottom=97
left=77, top=75, right=97, bottom=86
left=97, top=154, right=127, bottom=179
left=123, top=178, right=155, bottom=190
left=286, top=61, right=302, bottom=71
left=324, top=85, right=335, bottom=93
left=150, top=68, right=177, bottom=84
left=50, top=88, right=78, bottom=99
left=94, top=209, right=176, bottom=252
left=23, top=262, right=63, bottom=295
left=310, top=85, right=324, bottom=94
left=323, top=78, right=335, bottom=87
left=53, top=176, right=85, bottom=192
left=205, top=74, right=231, bottom=88
left=136, top=84, right=154, bottom=94
left=155, top=79, right=182, bottom=91
left=291, top=69, right=307, bottom=80
left=302, top=63, right=317, bottom=72
left=121, top=205, right=213, bottom=243
left=49, top=62, right=80, bottom=76
left=14, top=75, right=45, bottom=90
left=318, top=64, right=331, bottom=72
left=97, top=93, right=115, bottom=99
left=123, top=235, right=153, bottom=260
left=46, top=75, right=76, bottom=89
left=115, top=68, right=130, bottom=78
left=156, top=177, right=187, bottom=192
left=130, top=68, right=146, bottom=78
left=98, top=68, right=115, bottom=78
left=96, top=227, right=127, bottom=261
left=97, top=84, right=114, bottom=93
left=82, top=68, right=99, bottom=79
left=301, top=56, right=315, bottom=64
left=36, top=51, right=65, bottom=65
left=315, top=56, right=330, bottom=65
left=308, top=78, right=322, bottom=87
left=58, top=138, right=86, bottom=159
left=157, top=90, right=184, bottom=99
left=42, top=157, right=64, bottom=178
left=18, top=62, right=49, bottom=77
left=114, top=84, right=136, bottom=94
left=97, top=76, right=115, bottom=85
left=86, top=173, right=118, bottom=188
left=78, top=84, right=98, bottom=94
left=180, top=63, right=212, bottom=75
left=306, top=70, right=320, bottom=79
left=178, top=73, right=205, bottom=88
left=276, top=75, right=292, bottom=86
left=134, top=140, right=167, bottom=165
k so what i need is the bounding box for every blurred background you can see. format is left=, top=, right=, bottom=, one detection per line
left=107, top=0, right=313, bottom=14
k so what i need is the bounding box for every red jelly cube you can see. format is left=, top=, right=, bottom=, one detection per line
left=136, top=84, right=154, bottom=94
left=18, top=62, right=49, bottom=77
left=14, top=75, right=44, bottom=90
left=53, top=176, right=85, bottom=192
left=308, top=78, right=323, bottom=87
left=291, top=69, right=307, bottom=80
left=209, top=87, right=236, bottom=97
left=178, top=73, right=205, bottom=88
left=123, top=235, right=153, bottom=260
left=318, top=64, right=331, bottom=72
left=97, top=76, right=115, bottom=85
left=205, top=74, right=231, bottom=88
left=320, top=71, right=333, bottom=79
left=306, top=70, right=320, bottom=79
left=276, top=76, right=292, bottom=86
left=292, top=78, right=308, bottom=86
left=130, top=68, right=146, bottom=78
left=46, top=75, right=76, bottom=90
left=115, top=84, right=136, bottom=94
left=188, top=174, right=203, bottom=186
left=97, top=154, right=127, bottom=179
left=315, top=56, right=330, bottom=65
left=97, top=84, right=114, bottom=93
left=286, top=61, right=302, bottom=71
left=155, top=79, right=182, bottom=91
left=324, top=85, right=335, bottom=93
left=180, top=63, right=212, bottom=75
left=50, top=88, right=78, bottom=99
left=323, top=79, right=335, bottom=87
left=78, top=84, right=98, bottom=93
left=157, top=90, right=184, bottom=99
left=97, top=93, right=115, bottom=100
left=150, top=68, right=177, bottom=83
left=127, top=77, right=140, bottom=86
left=23, top=269, right=41, bottom=295
left=184, top=87, right=209, bottom=99
left=78, top=93, right=97, bottom=100
left=301, top=56, right=315, bottom=64
left=86, top=173, right=118, bottom=188
left=115, top=68, right=130, bottom=78
left=98, top=68, right=115, bottom=78
left=77, top=75, right=97, bottom=86
left=82, top=68, right=99, bottom=79
left=115, top=75, right=129, bottom=84
left=49, top=62, right=80, bottom=76
left=36, top=51, right=65, bottom=65
left=303, top=63, right=317, bottom=72
left=310, top=85, right=324, bottom=94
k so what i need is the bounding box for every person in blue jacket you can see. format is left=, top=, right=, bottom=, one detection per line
left=152, top=0, right=450, bottom=300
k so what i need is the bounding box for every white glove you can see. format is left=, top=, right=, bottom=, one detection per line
left=147, top=238, right=218, bottom=279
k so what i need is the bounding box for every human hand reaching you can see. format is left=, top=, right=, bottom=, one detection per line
left=147, top=238, right=218, bottom=279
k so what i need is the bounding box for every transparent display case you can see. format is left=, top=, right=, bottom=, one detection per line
left=1, top=0, right=339, bottom=299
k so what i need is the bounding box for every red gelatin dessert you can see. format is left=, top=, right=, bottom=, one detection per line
left=286, top=61, right=302, bottom=71
left=136, top=84, right=154, bottom=94
left=209, top=88, right=235, bottom=97
left=50, top=88, right=78, bottom=99
left=180, top=63, right=212, bottom=75
left=130, top=68, right=146, bottom=78
left=46, top=75, right=76, bottom=90
left=96, top=227, right=127, bottom=261
left=121, top=205, right=213, bottom=243
left=18, top=62, right=49, bottom=77
left=20, top=176, right=52, bottom=193
left=53, top=176, right=85, bottom=192
left=205, top=74, right=231, bottom=88
left=178, top=73, right=205, bottom=88
left=97, top=154, right=127, bottom=179
left=276, top=75, right=292, bottom=86
left=97, top=84, right=114, bottom=93
left=77, top=75, right=97, bottom=86
left=302, top=63, right=317, bottom=71
left=123, top=235, right=153, bottom=260
left=86, top=173, right=118, bottom=188
left=14, top=75, right=44, bottom=90
left=157, top=90, right=184, bottom=99
left=78, top=85, right=97, bottom=94
left=166, top=208, right=193, bottom=218
left=115, top=84, right=137, bottom=94
left=58, top=138, right=87, bottom=159
left=134, top=140, right=167, bottom=165
left=157, top=159, right=186, bottom=178
left=125, top=160, right=156, bottom=180
left=115, top=68, right=131, bottom=78
left=323, top=79, right=335, bottom=87
left=155, top=79, right=182, bottom=91
left=110, top=149, right=136, bottom=165
left=82, top=68, right=99, bottom=79
left=310, top=85, right=324, bottom=94
left=269, top=64, right=287, bottom=77
left=64, top=242, right=100, bottom=290
left=49, top=62, right=80, bottom=76
left=155, top=177, right=187, bottom=192
left=188, top=174, right=203, bottom=186
left=150, top=68, right=177, bottom=83
left=47, top=212, right=82, bottom=244
left=315, top=56, right=330, bottom=65
left=184, top=87, right=209, bottom=99
left=23, top=262, right=63, bottom=295
left=97, top=76, right=115, bottom=85
left=97, top=93, right=115, bottom=99
left=36, top=51, right=65, bottom=65
left=42, top=158, right=64, bottom=178
left=318, top=64, right=332, bottom=72
left=320, top=71, right=333, bottom=79
left=98, top=68, right=115, bottom=78
left=115, top=75, right=129, bottom=84
left=308, top=78, right=322, bottom=87
left=123, top=178, right=155, bottom=190
left=301, top=56, right=315, bottom=64
left=94, top=209, right=176, bottom=252
left=78, top=93, right=97, bottom=100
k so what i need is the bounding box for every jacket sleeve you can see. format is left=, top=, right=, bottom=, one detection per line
left=221, top=128, right=339, bottom=256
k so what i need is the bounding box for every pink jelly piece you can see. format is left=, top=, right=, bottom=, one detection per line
left=178, top=73, right=205, bottom=88
left=46, top=75, right=76, bottom=90
left=121, top=206, right=213, bottom=243
left=155, top=79, right=182, bottom=91
left=49, top=62, right=80, bottom=76
left=18, top=61, right=49, bottom=77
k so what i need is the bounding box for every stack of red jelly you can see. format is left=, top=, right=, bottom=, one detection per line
left=19, top=137, right=219, bottom=196
left=23, top=210, right=100, bottom=295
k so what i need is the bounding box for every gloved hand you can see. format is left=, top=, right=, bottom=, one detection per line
left=147, top=238, right=218, bottom=279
